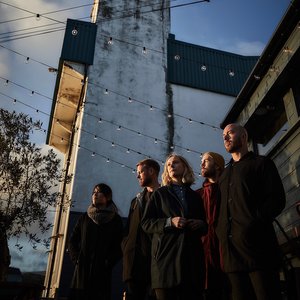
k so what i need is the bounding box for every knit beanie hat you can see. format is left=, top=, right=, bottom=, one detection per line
left=206, top=152, right=225, bottom=172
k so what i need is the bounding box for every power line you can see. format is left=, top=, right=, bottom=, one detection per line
left=0, top=0, right=209, bottom=42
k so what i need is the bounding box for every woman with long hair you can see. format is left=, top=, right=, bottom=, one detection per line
left=142, top=154, right=207, bottom=300
left=68, top=183, right=123, bottom=300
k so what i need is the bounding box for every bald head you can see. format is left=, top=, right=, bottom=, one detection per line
left=223, top=123, right=248, bottom=159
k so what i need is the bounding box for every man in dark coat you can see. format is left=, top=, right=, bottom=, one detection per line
left=122, top=159, right=160, bottom=300
left=216, top=123, right=286, bottom=300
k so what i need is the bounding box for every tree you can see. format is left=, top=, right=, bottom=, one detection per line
left=0, top=109, right=65, bottom=249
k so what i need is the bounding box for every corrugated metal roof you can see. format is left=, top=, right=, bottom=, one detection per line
left=61, top=19, right=97, bottom=65
left=167, top=34, right=258, bottom=96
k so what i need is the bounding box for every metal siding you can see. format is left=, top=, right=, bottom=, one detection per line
left=61, top=19, right=97, bottom=65
left=167, top=36, right=258, bottom=96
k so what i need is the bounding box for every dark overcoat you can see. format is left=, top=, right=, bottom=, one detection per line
left=216, top=152, right=286, bottom=273
left=141, top=185, right=207, bottom=289
left=122, top=189, right=152, bottom=283
left=68, top=212, right=123, bottom=300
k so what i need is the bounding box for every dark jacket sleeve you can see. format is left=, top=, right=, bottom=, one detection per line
left=121, top=198, right=136, bottom=251
left=257, top=157, right=286, bottom=221
left=68, top=215, right=83, bottom=265
left=141, top=189, right=170, bottom=234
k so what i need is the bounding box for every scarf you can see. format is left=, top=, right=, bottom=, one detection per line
left=87, top=202, right=117, bottom=225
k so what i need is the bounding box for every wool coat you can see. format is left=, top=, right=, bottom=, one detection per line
left=122, top=189, right=152, bottom=283
left=68, top=212, right=123, bottom=300
left=216, top=152, right=286, bottom=273
left=141, top=185, right=207, bottom=289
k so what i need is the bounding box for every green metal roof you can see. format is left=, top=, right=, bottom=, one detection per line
left=61, top=19, right=97, bottom=65
left=167, top=34, right=258, bottom=96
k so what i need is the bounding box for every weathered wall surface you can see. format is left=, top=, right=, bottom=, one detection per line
left=71, top=0, right=171, bottom=215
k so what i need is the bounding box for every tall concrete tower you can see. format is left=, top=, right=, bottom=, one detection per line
left=72, top=0, right=171, bottom=215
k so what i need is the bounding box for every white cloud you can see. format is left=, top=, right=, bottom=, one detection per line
left=232, top=40, right=265, bottom=56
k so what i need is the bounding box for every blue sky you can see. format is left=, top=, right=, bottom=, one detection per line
left=0, top=0, right=291, bottom=272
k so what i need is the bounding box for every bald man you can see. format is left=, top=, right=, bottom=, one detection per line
left=216, top=123, right=286, bottom=300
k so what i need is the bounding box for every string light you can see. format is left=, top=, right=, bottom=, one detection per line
left=117, top=125, right=122, bottom=131
left=174, top=54, right=180, bottom=61
left=25, top=57, right=29, bottom=64
left=201, top=64, right=207, bottom=71
left=229, top=70, right=235, bottom=77
left=94, top=135, right=98, bottom=139
left=4, top=79, right=9, bottom=86
left=71, top=27, right=78, bottom=36
left=3, top=91, right=212, bottom=172
left=108, top=37, right=113, bottom=45
left=1, top=82, right=214, bottom=156
left=36, top=14, right=41, bottom=21
left=142, top=47, right=147, bottom=54
left=104, top=88, right=109, bottom=95
left=128, top=97, right=133, bottom=103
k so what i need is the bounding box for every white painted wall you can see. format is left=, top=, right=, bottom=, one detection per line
left=170, top=84, right=234, bottom=188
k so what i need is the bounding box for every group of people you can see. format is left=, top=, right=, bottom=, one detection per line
left=68, top=123, right=286, bottom=300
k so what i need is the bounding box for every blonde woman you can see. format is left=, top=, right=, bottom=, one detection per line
left=142, top=154, right=207, bottom=300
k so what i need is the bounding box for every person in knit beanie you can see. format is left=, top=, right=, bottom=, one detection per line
left=196, top=152, right=230, bottom=300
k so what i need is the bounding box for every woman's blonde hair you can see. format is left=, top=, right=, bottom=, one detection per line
left=162, top=153, right=195, bottom=186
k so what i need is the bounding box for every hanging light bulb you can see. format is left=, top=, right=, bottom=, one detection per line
left=154, top=138, right=158, bottom=144
left=117, top=125, right=122, bottom=131
left=188, top=118, right=193, bottom=123
left=108, top=37, right=113, bottom=45
left=72, top=27, right=78, bottom=36
left=174, top=54, right=180, bottom=61
left=149, top=105, right=154, bottom=111
left=229, top=69, right=235, bottom=77
left=142, top=46, right=147, bottom=54
left=91, top=152, right=95, bottom=157
left=128, top=97, right=133, bottom=103
left=4, top=79, right=9, bottom=86
left=98, top=118, right=102, bottom=123
left=94, top=135, right=98, bottom=140
left=13, top=99, right=16, bottom=104
left=30, top=91, right=35, bottom=96
left=167, top=113, right=172, bottom=118
left=126, top=149, right=130, bottom=153
left=201, top=64, right=207, bottom=71
left=25, top=57, right=30, bottom=64
left=106, top=158, right=110, bottom=163
left=111, top=142, right=115, bottom=147
left=104, top=89, right=109, bottom=95
left=121, top=164, right=125, bottom=168
left=36, top=14, right=41, bottom=21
